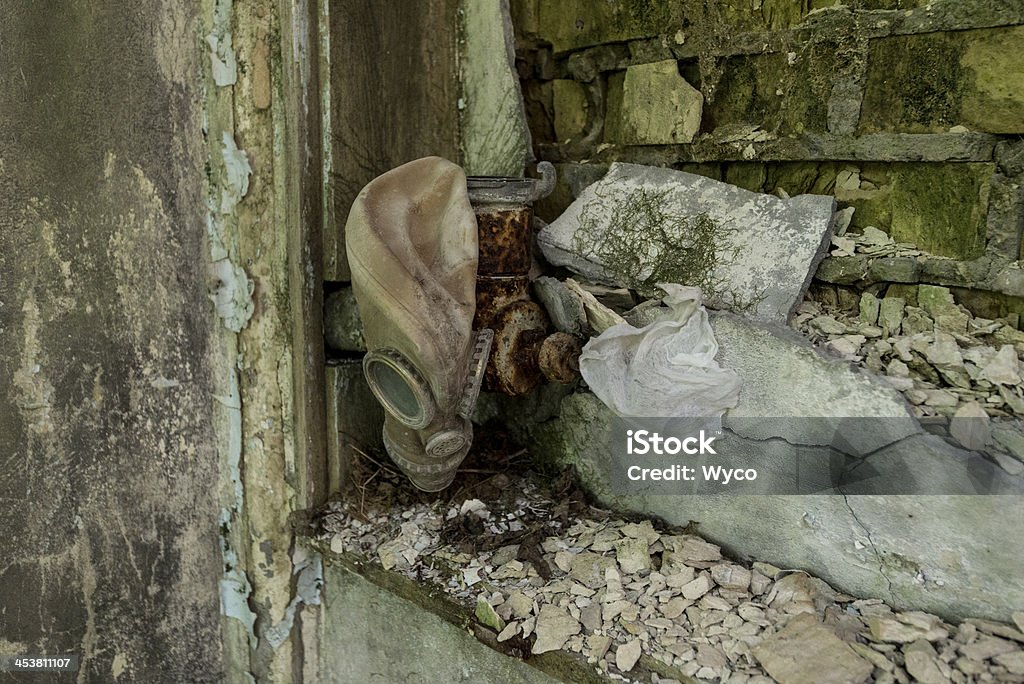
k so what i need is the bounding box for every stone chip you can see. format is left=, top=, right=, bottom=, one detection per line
left=532, top=605, right=581, bottom=654
left=752, top=614, right=873, bottom=684
left=615, top=639, right=643, bottom=672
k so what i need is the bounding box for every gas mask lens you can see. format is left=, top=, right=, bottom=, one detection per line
left=363, top=349, right=436, bottom=430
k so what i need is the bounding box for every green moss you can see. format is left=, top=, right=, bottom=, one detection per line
left=676, top=163, right=723, bottom=181
left=723, top=163, right=766, bottom=192
left=765, top=163, right=825, bottom=196
left=552, top=79, right=588, bottom=142
left=860, top=33, right=965, bottom=133
left=889, top=163, right=992, bottom=259
left=949, top=288, right=1024, bottom=322
left=702, top=45, right=837, bottom=134
left=859, top=26, right=1024, bottom=134
left=960, top=26, right=1024, bottom=134
left=537, top=0, right=684, bottom=54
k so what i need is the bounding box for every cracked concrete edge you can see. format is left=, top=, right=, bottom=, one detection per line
left=525, top=391, right=1024, bottom=623
left=307, top=541, right=688, bottom=684
left=203, top=0, right=326, bottom=680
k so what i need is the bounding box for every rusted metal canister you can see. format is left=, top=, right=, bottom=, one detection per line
left=467, top=164, right=582, bottom=396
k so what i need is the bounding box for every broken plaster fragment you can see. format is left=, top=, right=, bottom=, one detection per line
left=532, top=605, right=581, bottom=654
left=206, top=33, right=237, bottom=86
left=538, top=162, right=836, bottom=321
left=564, top=278, right=625, bottom=333
left=476, top=595, right=506, bottom=632
left=220, top=133, right=252, bottom=214
left=211, top=258, right=254, bottom=333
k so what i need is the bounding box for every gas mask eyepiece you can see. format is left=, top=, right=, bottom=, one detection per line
left=362, top=348, right=436, bottom=430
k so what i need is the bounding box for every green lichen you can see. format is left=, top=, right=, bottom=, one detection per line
left=570, top=186, right=761, bottom=312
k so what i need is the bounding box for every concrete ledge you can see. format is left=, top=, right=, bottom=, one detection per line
left=310, top=548, right=683, bottom=683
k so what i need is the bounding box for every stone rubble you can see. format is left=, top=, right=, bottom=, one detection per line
left=829, top=226, right=923, bottom=259
left=318, top=476, right=1024, bottom=683
left=791, top=288, right=1024, bottom=474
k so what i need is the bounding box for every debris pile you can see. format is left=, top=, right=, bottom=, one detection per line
left=828, top=225, right=925, bottom=259
left=318, top=474, right=1024, bottom=683
left=792, top=282, right=1024, bottom=475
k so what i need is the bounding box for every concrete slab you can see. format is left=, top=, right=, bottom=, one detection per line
left=537, top=163, right=836, bottom=322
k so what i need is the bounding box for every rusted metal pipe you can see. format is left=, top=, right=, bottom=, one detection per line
left=468, top=163, right=582, bottom=396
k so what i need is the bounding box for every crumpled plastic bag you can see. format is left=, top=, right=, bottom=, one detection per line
left=579, top=283, right=742, bottom=417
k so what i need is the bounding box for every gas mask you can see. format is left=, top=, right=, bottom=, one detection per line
left=346, top=157, right=579, bottom=491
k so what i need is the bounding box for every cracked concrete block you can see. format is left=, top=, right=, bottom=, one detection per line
left=537, top=162, right=836, bottom=322
left=519, top=311, right=1024, bottom=622
left=710, top=313, right=919, bottom=455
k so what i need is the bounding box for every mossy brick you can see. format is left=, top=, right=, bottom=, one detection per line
left=950, top=287, right=1024, bottom=322
left=886, top=284, right=919, bottom=307
left=702, top=46, right=839, bottom=136
left=718, top=0, right=817, bottom=31
left=536, top=0, right=684, bottom=54
left=724, top=163, right=767, bottom=192
left=608, top=60, right=703, bottom=145
left=889, top=163, right=992, bottom=259
left=765, top=162, right=827, bottom=196
left=861, top=26, right=1024, bottom=134
left=508, top=0, right=540, bottom=39
left=857, top=0, right=925, bottom=7
left=765, top=162, right=891, bottom=232
left=764, top=161, right=993, bottom=259
left=552, top=79, right=588, bottom=142
left=960, top=26, right=1024, bottom=134
left=535, top=0, right=829, bottom=54
left=677, top=163, right=724, bottom=182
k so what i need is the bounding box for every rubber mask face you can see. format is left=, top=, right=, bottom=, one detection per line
left=345, top=157, right=490, bottom=491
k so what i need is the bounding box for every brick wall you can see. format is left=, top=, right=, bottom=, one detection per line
left=512, top=0, right=1024, bottom=322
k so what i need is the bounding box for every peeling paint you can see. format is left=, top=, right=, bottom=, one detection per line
left=219, top=547, right=257, bottom=646
left=215, top=370, right=244, bottom=514
left=111, top=652, right=128, bottom=678
left=263, top=548, right=323, bottom=649
left=13, top=294, right=55, bottom=435
left=220, top=132, right=252, bottom=215
left=206, top=1, right=237, bottom=87
left=211, top=257, right=254, bottom=333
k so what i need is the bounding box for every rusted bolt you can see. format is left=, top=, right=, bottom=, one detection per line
left=538, top=332, right=583, bottom=384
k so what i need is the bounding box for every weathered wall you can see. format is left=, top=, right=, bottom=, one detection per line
left=514, top=0, right=1024, bottom=319
left=321, top=0, right=462, bottom=282
left=0, top=2, right=223, bottom=680
left=0, top=0, right=327, bottom=681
